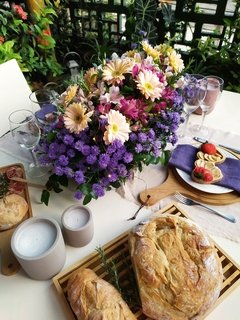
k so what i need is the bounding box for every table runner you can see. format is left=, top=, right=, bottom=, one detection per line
left=118, top=127, right=240, bottom=243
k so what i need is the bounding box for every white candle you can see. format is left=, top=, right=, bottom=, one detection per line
left=62, top=208, right=89, bottom=229
left=14, top=221, right=57, bottom=257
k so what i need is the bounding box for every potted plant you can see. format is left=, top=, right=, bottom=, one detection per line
left=0, top=1, right=63, bottom=85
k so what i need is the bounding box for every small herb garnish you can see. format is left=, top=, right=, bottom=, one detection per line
left=0, top=173, right=9, bottom=199
left=95, top=246, right=141, bottom=308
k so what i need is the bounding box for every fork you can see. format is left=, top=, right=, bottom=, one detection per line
left=174, top=192, right=236, bottom=223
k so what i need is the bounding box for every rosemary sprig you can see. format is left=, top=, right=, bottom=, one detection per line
left=95, top=246, right=122, bottom=295
left=95, top=246, right=141, bottom=308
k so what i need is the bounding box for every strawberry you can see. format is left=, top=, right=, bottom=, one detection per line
left=201, top=142, right=217, bottom=155
left=192, top=166, right=213, bottom=183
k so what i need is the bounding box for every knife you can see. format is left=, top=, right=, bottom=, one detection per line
left=193, top=136, right=240, bottom=154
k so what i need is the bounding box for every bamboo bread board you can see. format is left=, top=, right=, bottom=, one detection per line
left=0, top=163, right=33, bottom=276
left=53, top=203, right=240, bottom=320
left=139, top=166, right=240, bottom=206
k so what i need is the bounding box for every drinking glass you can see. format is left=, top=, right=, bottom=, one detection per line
left=191, top=76, right=224, bottom=137
left=29, top=88, right=58, bottom=128
left=8, top=109, right=47, bottom=178
left=179, top=74, right=208, bottom=141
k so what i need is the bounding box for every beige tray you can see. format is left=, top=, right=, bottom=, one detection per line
left=0, top=163, right=33, bottom=276
left=53, top=203, right=240, bottom=320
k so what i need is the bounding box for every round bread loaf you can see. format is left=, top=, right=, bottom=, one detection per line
left=0, top=194, right=28, bottom=230
left=128, top=215, right=223, bottom=320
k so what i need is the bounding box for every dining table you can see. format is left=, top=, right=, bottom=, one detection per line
left=0, top=88, right=240, bottom=320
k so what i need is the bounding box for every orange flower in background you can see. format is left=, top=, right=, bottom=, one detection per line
left=0, top=36, right=5, bottom=45
left=36, top=28, right=52, bottom=46
left=12, top=4, right=28, bottom=20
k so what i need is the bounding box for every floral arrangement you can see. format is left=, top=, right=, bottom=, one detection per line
left=39, top=41, right=184, bottom=205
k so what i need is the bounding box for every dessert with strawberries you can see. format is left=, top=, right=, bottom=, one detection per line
left=196, top=142, right=226, bottom=164
left=192, top=159, right=223, bottom=184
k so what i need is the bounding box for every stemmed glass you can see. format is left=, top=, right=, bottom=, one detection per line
left=8, top=109, right=46, bottom=178
left=191, top=76, right=224, bottom=137
left=179, top=74, right=208, bottom=142
left=29, top=88, right=58, bottom=129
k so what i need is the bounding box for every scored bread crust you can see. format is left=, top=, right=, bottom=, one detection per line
left=67, top=268, right=137, bottom=320
left=128, top=215, right=223, bottom=320
left=0, top=194, right=28, bottom=230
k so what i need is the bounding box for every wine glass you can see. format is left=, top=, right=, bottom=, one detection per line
left=179, top=74, right=208, bottom=142
left=191, top=76, right=224, bottom=138
left=29, top=88, right=58, bottom=129
left=8, top=109, right=47, bottom=178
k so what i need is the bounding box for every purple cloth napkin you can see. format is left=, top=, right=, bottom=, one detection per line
left=169, top=144, right=240, bottom=193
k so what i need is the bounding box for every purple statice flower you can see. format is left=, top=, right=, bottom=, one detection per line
left=138, top=132, right=147, bottom=143
left=100, top=177, right=110, bottom=187
left=86, top=154, right=97, bottom=165
left=67, top=149, right=75, bottom=158
left=38, top=154, right=51, bottom=166
left=147, top=129, right=155, bottom=140
left=106, top=141, right=117, bottom=154
left=129, top=132, right=137, bottom=142
left=54, top=166, right=65, bottom=176
left=58, top=155, right=69, bottom=166
left=123, top=152, right=133, bottom=163
left=64, top=167, right=74, bottom=178
left=63, top=134, right=74, bottom=145
left=135, top=143, right=143, bottom=153
left=74, top=140, right=85, bottom=151
left=48, top=142, right=60, bottom=159
left=91, top=145, right=100, bottom=156
left=92, top=183, right=105, bottom=197
left=74, top=190, right=83, bottom=200
left=107, top=171, right=118, bottom=182
left=118, top=164, right=128, bottom=177
left=81, top=145, right=91, bottom=156
left=74, top=170, right=85, bottom=184
left=99, top=154, right=110, bottom=169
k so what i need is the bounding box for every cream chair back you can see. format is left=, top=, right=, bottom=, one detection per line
left=0, top=59, right=32, bottom=137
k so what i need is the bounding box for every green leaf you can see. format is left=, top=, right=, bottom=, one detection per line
left=58, top=175, right=68, bottom=187
left=41, top=190, right=50, bottom=206
left=79, top=183, right=92, bottom=195
left=83, top=194, right=92, bottom=205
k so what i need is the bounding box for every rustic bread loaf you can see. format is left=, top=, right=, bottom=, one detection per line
left=67, top=268, right=137, bottom=320
left=0, top=194, right=28, bottom=230
left=128, top=215, right=223, bottom=320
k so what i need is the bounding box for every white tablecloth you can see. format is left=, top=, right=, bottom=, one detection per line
left=0, top=89, right=240, bottom=320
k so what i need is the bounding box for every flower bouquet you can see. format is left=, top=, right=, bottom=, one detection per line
left=39, top=41, right=184, bottom=205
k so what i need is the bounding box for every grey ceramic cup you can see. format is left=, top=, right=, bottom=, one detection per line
left=61, top=205, right=94, bottom=247
left=11, top=217, right=66, bottom=280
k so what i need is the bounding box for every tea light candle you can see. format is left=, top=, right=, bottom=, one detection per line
left=14, top=220, right=57, bottom=257
left=61, top=205, right=94, bottom=247
left=62, top=207, right=89, bottom=230
left=11, top=217, right=66, bottom=280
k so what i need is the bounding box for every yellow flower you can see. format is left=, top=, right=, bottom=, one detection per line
left=84, top=67, right=98, bottom=87
left=142, top=41, right=160, bottom=59
left=102, top=59, right=131, bottom=85
left=103, top=110, right=131, bottom=145
left=63, top=103, right=93, bottom=134
left=64, top=84, right=78, bottom=105
left=136, top=70, right=164, bottom=101
left=168, top=50, right=185, bottom=73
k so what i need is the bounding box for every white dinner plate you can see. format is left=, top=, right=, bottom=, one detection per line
left=175, top=147, right=238, bottom=194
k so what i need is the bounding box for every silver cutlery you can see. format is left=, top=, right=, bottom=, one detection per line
left=193, top=136, right=240, bottom=155
left=174, top=192, right=236, bottom=223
